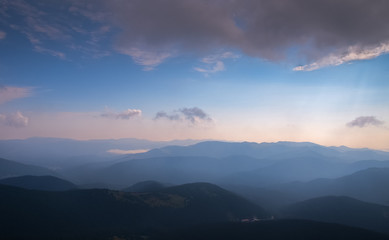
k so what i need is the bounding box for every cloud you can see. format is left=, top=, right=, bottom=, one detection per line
left=101, top=0, right=389, bottom=70
left=194, top=52, right=239, bottom=74
left=180, top=107, right=212, bottom=123
left=0, top=31, right=6, bottom=40
left=34, top=46, right=66, bottom=59
left=117, top=47, right=171, bottom=71
left=107, top=149, right=149, bottom=155
left=346, top=116, right=384, bottom=128
left=0, top=111, right=29, bottom=127
left=100, top=108, right=142, bottom=120
left=0, top=86, right=32, bottom=104
left=1, top=0, right=111, bottom=59
left=155, top=107, right=212, bottom=124
left=294, top=42, right=389, bottom=71
left=154, top=111, right=181, bottom=121
left=3, top=0, right=389, bottom=70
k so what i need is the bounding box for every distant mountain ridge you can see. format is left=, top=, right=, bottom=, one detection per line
left=0, top=158, right=56, bottom=179
left=80, top=142, right=389, bottom=187
left=0, top=137, right=201, bottom=169
left=0, top=175, right=77, bottom=191
left=124, top=141, right=389, bottom=162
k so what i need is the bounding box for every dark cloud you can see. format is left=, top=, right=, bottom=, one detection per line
left=3, top=0, right=389, bottom=69
left=179, top=107, right=212, bottom=123
left=102, top=0, right=389, bottom=66
left=347, top=116, right=384, bottom=128
left=155, top=107, right=212, bottom=124
left=154, top=111, right=180, bottom=121
left=101, top=109, right=142, bottom=120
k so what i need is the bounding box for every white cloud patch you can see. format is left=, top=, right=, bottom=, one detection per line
left=0, top=31, right=6, bottom=40
left=294, top=42, right=389, bottom=71
left=0, top=111, right=29, bottom=128
left=107, top=149, right=149, bottom=155
left=117, top=47, right=171, bottom=71
left=346, top=116, right=384, bottom=128
left=194, top=52, right=239, bottom=74
left=155, top=107, right=212, bottom=125
left=0, top=86, right=32, bottom=104
left=100, top=108, right=142, bottom=120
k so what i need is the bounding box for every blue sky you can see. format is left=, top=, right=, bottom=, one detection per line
left=0, top=0, right=388, bottom=150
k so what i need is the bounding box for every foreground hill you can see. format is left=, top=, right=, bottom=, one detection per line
left=123, top=180, right=167, bottom=192
left=0, top=182, right=267, bottom=239
left=157, top=220, right=389, bottom=240
left=0, top=175, right=77, bottom=191
left=282, top=196, right=389, bottom=234
left=0, top=157, right=56, bottom=179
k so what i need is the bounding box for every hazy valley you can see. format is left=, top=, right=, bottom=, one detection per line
left=1, top=138, right=389, bottom=239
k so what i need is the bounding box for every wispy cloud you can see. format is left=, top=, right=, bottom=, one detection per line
left=0, top=31, right=6, bottom=40
left=0, top=85, right=32, bottom=105
left=194, top=52, right=239, bottom=74
left=34, top=46, right=66, bottom=59
left=100, top=108, right=142, bottom=120
left=1, top=0, right=111, bottom=60
left=294, top=42, right=389, bottom=71
left=117, top=47, right=171, bottom=71
left=0, top=111, right=29, bottom=128
left=155, top=107, right=212, bottom=124
left=346, top=116, right=384, bottom=128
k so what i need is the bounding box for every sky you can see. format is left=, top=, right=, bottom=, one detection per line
left=0, top=0, right=389, bottom=150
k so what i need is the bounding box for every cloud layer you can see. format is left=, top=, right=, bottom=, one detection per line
left=102, top=0, right=389, bottom=69
left=347, top=116, right=384, bottom=128
left=3, top=0, right=389, bottom=70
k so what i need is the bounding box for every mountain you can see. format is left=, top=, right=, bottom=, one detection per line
left=0, top=182, right=266, bottom=239
left=0, top=157, right=56, bottom=179
left=275, top=168, right=389, bottom=205
left=159, top=183, right=269, bottom=222
left=222, top=152, right=349, bottom=187
left=124, top=141, right=389, bottom=162
left=90, top=150, right=389, bottom=188
left=282, top=196, right=389, bottom=234
left=123, top=180, right=167, bottom=192
left=92, top=155, right=272, bottom=186
left=0, top=175, right=77, bottom=191
left=0, top=137, right=201, bottom=169
left=157, top=220, right=389, bottom=240
left=222, top=184, right=299, bottom=212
